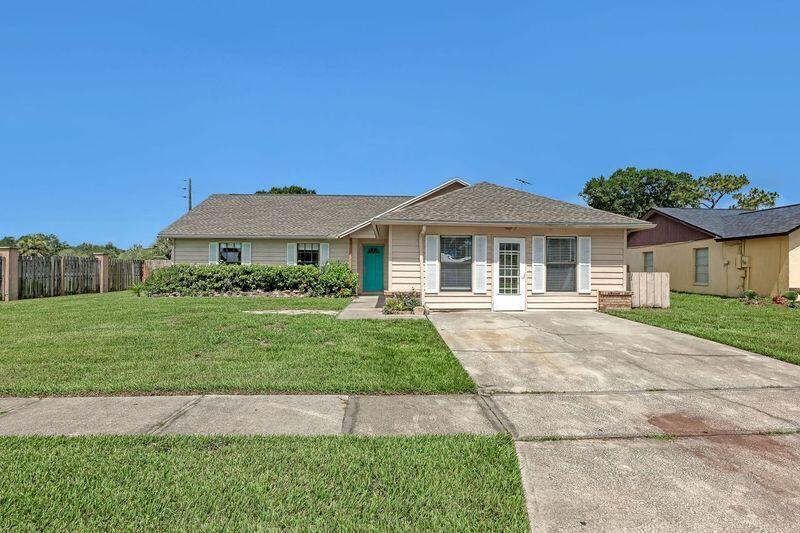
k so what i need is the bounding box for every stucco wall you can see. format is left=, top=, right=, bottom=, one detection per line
left=790, top=228, right=800, bottom=290
left=173, top=238, right=349, bottom=265
left=627, top=235, right=790, bottom=297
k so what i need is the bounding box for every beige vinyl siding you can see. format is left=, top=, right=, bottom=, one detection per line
left=396, top=225, right=625, bottom=310
left=791, top=228, right=800, bottom=290
left=173, top=238, right=348, bottom=265
left=389, top=225, right=423, bottom=292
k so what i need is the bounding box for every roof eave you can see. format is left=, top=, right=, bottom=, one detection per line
left=373, top=219, right=654, bottom=230
left=159, top=233, right=340, bottom=240
left=646, top=208, right=721, bottom=239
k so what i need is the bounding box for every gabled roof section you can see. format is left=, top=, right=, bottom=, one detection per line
left=647, top=205, right=800, bottom=240
left=160, top=193, right=412, bottom=239
left=337, top=177, right=469, bottom=237
left=375, top=182, right=653, bottom=228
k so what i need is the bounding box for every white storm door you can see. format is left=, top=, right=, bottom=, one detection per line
left=492, top=238, right=526, bottom=311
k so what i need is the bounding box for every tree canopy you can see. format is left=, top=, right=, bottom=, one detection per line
left=255, top=185, right=316, bottom=195
left=3, top=234, right=171, bottom=259
left=581, top=168, right=779, bottom=218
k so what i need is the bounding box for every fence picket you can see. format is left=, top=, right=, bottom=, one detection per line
left=627, top=272, right=670, bottom=308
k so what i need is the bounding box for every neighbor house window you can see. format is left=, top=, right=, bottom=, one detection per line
left=219, top=242, right=242, bottom=264
left=440, top=236, right=472, bottom=291
left=694, top=247, right=709, bottom=284
left=297, top=243, right=320, bottom=266
left=546, top=237, right=577, bottom=292
left=643, top=252, right=654, bottom=273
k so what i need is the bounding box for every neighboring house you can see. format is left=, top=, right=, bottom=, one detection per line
left=627, top=206, right=800, bottom=297
left=160, top=179, right=651, bottom=310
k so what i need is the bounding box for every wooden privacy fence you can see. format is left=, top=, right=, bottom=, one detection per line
left=628, top=272, right=670, bottom=308
left=19, top=255, right=99, bottom=299
left=108, top=258, right=143, bottom=292
left=0, top=256, right=4, bottom=301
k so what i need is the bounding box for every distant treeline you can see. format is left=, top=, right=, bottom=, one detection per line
left=0, top=234, right=171, bottom=260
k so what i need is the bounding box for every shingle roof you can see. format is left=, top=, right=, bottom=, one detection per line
left=160, top=194, right=412, bottom=238
left=375, top=182, right=652, bottom=227
left=650, top=205, right=800, bottom=239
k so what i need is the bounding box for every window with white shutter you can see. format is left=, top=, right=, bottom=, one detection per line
left=208, top=242, right=219, bottom=265
left=532, top=236, right=545, bottom=293
left=473, top=235, right=487, bottom=294
left=286, top=243, right=297, bottom=265
left=578, top=236, right=592, bottom=294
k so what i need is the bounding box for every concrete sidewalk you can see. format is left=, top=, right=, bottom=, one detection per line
left=0, top=394, right=500, bottom=436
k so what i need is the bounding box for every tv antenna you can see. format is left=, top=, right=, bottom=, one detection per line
left=183, top=178, right=193, bottom=211
left=515, top=178, right=531, bottom=191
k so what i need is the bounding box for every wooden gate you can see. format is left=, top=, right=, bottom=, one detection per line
left=62, top=256, right=100, bottom=295
left=628, top=272, right=670, bottom=308
left=0, top=256, right=4, bottom=301
left=18, top=256, right=63, bottom=299
left=108, top=259, right=142, bottom=291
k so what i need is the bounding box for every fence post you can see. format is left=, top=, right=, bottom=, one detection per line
left=0, top=246, right=20, bottom=301
left=94, top=253, right=110, bottom=293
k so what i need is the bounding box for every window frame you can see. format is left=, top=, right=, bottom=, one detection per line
left=694, top=247, right=709, bottom=285
left=297, top=243, right=320, bottom=267
left=218, top=242, right=243, bottom=265
left=643, top=251, right=654, bottom=273
left=439, top=235, right=473, bottom=292
left=545, top=236, right=578, bottom=293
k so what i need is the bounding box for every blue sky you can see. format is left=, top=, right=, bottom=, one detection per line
left=2, top=1, right=799, bottom=247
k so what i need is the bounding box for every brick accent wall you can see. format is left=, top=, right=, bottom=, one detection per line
left=598, top=290, right=633, bottom=310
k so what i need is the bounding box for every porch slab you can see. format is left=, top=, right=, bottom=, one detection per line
left=338, top=295, right=426, bottom=320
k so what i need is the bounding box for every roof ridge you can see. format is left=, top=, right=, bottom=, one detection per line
left=736, top=202, right=800, bottom=214
left=209, top=193, right=413, bottom=198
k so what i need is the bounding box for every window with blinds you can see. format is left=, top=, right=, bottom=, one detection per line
left=219, top=242, right=242, bottom=264
left=694, top=247, right=709, bottom=284
left=440, top=236, right=472, bottom=291
left=643, top=251, right=654, bottom=273
left=546, top=237, right=577, bottom=292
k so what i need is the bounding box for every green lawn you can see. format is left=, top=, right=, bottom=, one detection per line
left=0, top=292, right=474, bottom=395
left=608, top=292, right=800, bottom=365
left=0, top=435, right=529, bottom=531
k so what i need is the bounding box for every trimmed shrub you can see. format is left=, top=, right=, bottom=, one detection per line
left=383, top=290, right=422, bottom=314
left=140, top=262, right=357, bottom=297
left=782, top=291, right=798, bottom=308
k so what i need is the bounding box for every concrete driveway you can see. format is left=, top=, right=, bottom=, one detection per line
left=429, top=311, right=800, bottom=532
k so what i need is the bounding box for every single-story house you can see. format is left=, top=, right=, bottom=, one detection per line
left=627, top=205, right=800, bottom=297
left=160, top=179, right=652, bottom=310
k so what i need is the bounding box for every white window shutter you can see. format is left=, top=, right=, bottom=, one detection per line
left=578, top=236, right=592, bottom=294
left=241, top=243, right=252, bottom=265
left=287, top=243, right=297, bottom=265
left=473, top=235, right=487, bottom=294
left=424, top=235, right=439, bottom=294
left=532, top=236, right=545, bottom=293
left=208, top=242, right=219, bottom=265
left=320, top=242, right=330, bottom=266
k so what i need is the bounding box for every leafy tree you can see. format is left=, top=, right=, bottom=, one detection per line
left=256, top=185, right=317, bottom=194
left=152, top=236, right=172, bottom=259
left=731, top=187, right=779, bottom=210
left=16, top=233, right=66, bottom=256
left=0, top=236, right=15, bottom=247
left=580, top=167, right=694, bottom=219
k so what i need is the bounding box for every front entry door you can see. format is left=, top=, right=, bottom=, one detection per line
left=493, top=238, right=525, bottom=311
left=362, top=245, right=384, bottom=292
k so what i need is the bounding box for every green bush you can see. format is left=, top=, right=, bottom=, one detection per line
left=740, top=290, right=758, bottom=300
left=312, top=261, right=359, bottom=297
left=141, top=262, right=357, bottom=297
left=383, top=290, right=422, bottom=314
left=783, top=291, right=799, bottom=308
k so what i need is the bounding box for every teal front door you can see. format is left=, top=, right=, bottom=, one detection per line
left=362, top=245, right=384, bottom=292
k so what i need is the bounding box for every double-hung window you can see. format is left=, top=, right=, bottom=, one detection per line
left=297, top=243, right=320, bottom=266
left=440, top=236, right=472, bottom=291
left=546, top=237, right=577, bottom=292
left=643, top=251, right=654, bottom=273
left=219, top=242, right=242, bottom=264
left=694, top=247, right=709, bottom=284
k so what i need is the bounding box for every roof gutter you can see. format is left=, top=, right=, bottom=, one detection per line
left=371, top=219, right=655, bottom=230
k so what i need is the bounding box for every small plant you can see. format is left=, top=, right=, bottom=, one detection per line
left=130, top=283, right=144, bottom=297
left=782, top=291, right=798, bottom=308
left=383, top=290, right=423, bottom=314
left=740, top=290, right=758, bottom=300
